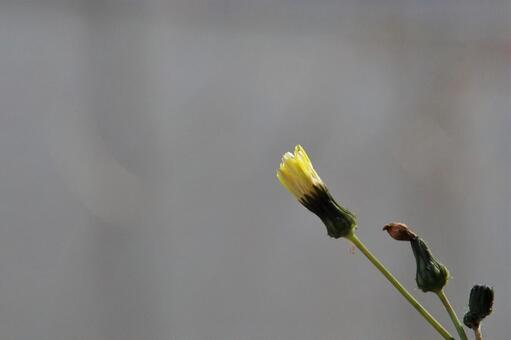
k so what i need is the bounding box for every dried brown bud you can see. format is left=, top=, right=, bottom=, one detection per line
left=383, top=222, right=417, bottom=241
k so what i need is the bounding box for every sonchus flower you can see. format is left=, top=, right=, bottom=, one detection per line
left=411, top=237, right=450, bottom=293
left=463, top=285, right=494, bottom=329
left=277, top=145, right=357, bottom=238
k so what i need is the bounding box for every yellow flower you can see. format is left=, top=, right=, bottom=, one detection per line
left=276, top=145, right=357, bottom=238
left=277, top=145, right=325, bottom=201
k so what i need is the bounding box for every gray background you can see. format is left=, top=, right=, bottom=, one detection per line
left=1, top=0, right=510, bottom=339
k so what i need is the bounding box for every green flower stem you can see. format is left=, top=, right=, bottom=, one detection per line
left=347, top=233, right=454, bottom=340
left=437, top=290, right=469, bottom=340
left=473, top=326, right=483, bottom=340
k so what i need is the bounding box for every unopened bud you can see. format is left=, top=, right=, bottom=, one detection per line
left=410, top=237, right=449, bottom=293
left=277, top=145, right=357, bottom=238
left=463, top=285, right=494, bottom=329
left=383, top=222, right=417, bottom=241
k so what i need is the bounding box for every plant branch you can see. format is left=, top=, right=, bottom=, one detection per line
left=347, top=233, right=454, bottom=340
left=474, top=326, right=483, bottom=340
left=437, top=290, right=468, bottom=340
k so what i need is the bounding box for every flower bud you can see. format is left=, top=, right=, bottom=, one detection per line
left=383, top=222, right=417, bottom=241
left=277, top=145, right=357, bottom=238
left=410, top=237, right=449, bottom=293
left=463, top=285, right=494, bottom=329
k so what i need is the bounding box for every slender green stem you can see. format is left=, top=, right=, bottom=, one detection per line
left=474, top=326, right=483, bottom=340
left=437, top=290, right=468, bottom=340
left=347, top=233, right=454, bottom=340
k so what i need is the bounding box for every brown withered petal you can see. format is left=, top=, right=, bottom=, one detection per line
left=383, top=222, right=417, bottom=241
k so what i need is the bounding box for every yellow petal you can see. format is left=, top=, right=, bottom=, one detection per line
left=276, top=145, right=326, bottom=200
left=277, top=167, right=303, bottom=199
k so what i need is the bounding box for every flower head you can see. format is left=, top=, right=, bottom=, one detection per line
left=410, top=237, right=450, bottom=293
left=277, top=145, right=357, bottom=238
left=463, top=285, right=494, bottom=329
left=277, top=145, right=325, bottom=200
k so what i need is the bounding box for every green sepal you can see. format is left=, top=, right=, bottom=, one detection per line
left=300, top=186, right=357, bottom=239
left=410, top=237, right=449, bottom=293
left=463, top=285, right=494, bottom=329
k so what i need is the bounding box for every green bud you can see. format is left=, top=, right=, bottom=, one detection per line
left=300, top=186, right=357, bottom=238
left=410, top=237, right=449, bottom=293
left=463, top=285, right=494, bottom=329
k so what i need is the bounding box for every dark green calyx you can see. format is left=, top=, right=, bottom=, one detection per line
left=410, top=237, right=449, bottom=293
left=463, top=285, right=494, bottom=329
left=299, top=185, right=357, bottom=239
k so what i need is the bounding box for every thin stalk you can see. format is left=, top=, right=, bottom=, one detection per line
left=473, top=326, right=483, bottom=340
left=437, top=290, right=468, bottom=340
left=347, top=233, right=454, bottom=340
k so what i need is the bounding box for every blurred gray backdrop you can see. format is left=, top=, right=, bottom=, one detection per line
left=1, top=0, right=510, bottom=339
